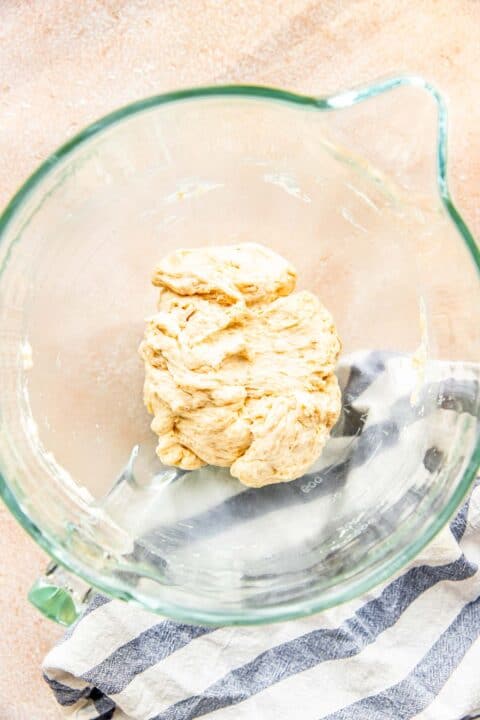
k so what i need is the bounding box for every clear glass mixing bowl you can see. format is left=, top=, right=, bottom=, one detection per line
left=0, top=76, right=479, bottom=625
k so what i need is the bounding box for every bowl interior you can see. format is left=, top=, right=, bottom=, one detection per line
left=0, top=88, right=479, bottom=622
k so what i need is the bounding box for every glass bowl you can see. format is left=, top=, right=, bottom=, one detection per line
left=0, top=76, right=479, bottom=625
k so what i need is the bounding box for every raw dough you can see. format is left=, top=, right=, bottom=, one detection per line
left=140, top=243, right=341, bottom=487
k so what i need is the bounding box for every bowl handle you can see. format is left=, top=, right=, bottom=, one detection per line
left=28, top=561, right=92, bottom=626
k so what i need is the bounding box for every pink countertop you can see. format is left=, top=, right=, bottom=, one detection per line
left=1, top=1, right=479, bottom=717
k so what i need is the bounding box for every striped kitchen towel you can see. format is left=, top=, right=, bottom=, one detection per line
left=43, top=352, right=480, bottom=720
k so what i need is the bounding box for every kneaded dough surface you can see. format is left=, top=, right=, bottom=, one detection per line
left=140, top=243, right=341, bottom=487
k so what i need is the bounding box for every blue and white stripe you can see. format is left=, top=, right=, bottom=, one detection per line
left=43, top=485, right=480, bottom=720
left=43, top=354, right=480, bottom=720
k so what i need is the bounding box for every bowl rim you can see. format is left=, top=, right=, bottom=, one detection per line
left=0, top=74, right=479, bottom=625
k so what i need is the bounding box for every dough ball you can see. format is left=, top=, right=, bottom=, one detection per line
left=140, top=242, right=341, bottom=487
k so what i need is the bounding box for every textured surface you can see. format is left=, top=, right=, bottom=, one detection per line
left=1, top=1, right=479, bottom=717
left=141, top=244, right=341, bottom=485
